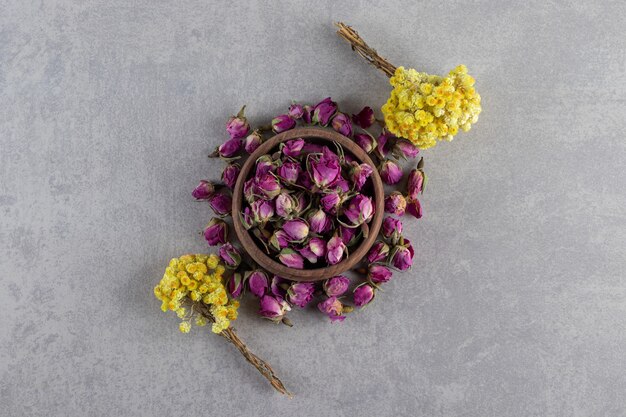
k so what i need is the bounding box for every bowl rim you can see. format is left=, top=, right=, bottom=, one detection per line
left=231, top=127, right=384, bottom=282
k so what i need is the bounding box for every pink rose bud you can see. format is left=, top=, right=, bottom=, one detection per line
left=250, top=199, right=274, bottom=224
left=275, top=192, right=295, bottom=218
left=258, top=294, right=291, bottom=322
left=379, top=160, right=403, bottom=185
left=287, top=282, right=315, bottom=308
left=317, top=296, right=346, bottom=322
left=243, top=178, right=256, bottom=203
left=323, top=275, right=350, bottom=297
left=283, top=219, right=309, bottom=242
left=367, top=240, right=390, bottom=263
left=240, top=207, right=255, bottom=230
left=393, top=139, right=419, bottom=159
left=247, top=270, right=269, bottom=298
left=255, top=155, right=275, bottom=176
left=203, top=218, right=228, bottom=246
left=272, top=114, right=296, bottom=133
left=345, top=194, right=374, bottom=225
left=406, top=199, right=422, bottom=219
left=221, top=163, right=240, bottom=189
left=308, top=209, right=332, bottom=234
left=278, top=248, right=305, bottom=269
left=391, top=239, right=414, bottom=271
left=332, top=177, right=351, bottom=193
left=254, top=173, right=281, bottom=200
left=352, top=106, right=375, bottom=129
left=326, top=235, right=346, bottom=265
left=292, top=192, right=308, bottom=215
left=353, top=133, right=377, bottom=154
left=384, top=191, right=407, bottom=216
left=382, top=217, right=403, bottom=243
left=407, top=167, right=424, bottom=201
left=226, top=105, right=250, bottom=139
left=308, top=147, right=341, bottom=188
left=302, top=105, right=314, bottom=124
left=339, top=225, right=357, bottom=246
left=227, top=272, right=244, bottom=298
left=192, top=180, right=216, bottom=200
left=353, top=284, right=375, bottom=307
left=349, top=162, right=374, bottom=191
left=219, top=242, right=241, bottom=268
left=375, top=130, right=394, bottom=158
left=244, top=130, right=262, bottom=154
left=368, top=265, right=392, bottom=284
left=270, top=275, right=289, bottom=298
left=331, top=112, right=353, bottom=137
left=270, top=230, right=290, bottom=250
left=218, top=137, right=242, bottom=158
left=298, top=246, right=319, bottom=263
left=282, top=138, right=305, bottom=158
left=208, top=193, right=232, bottom=216
left=288, top=103, right=304, bottom=119
left=312, top=97, right=338, bottom=126
left=297, top=170, right=314, bottom=189
left=320, top=191, right=341, bottom=214
left=308, top=237, right=326, bottom=257
left=277, top=161, right=301, bottom=183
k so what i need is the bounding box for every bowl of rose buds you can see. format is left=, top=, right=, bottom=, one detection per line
left=232, top=127, right=384, bottom=281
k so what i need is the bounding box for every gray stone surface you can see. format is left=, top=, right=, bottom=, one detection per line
left=1, top=1, right=625, bottom=416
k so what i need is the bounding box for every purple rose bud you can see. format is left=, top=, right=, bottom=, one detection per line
left=331, top=112, right=353, bottom=137
left=308, top=237, right=326, bottom=257
left=244, top=131, right=262, bottom=154
left=259, top=294, right=291, bottom=322
left=292, top=192, right=308, bottom=215
left=203, top=218, right=228, bottom=246
left=332, top=177, right=351, bottom=193
left=243, top=178, right=256, bottom=203
left=247, top=270, right=269, bottom=298
left=208, top=193, right=232, bottom=216
left=312, top=97, right=338, bottom=126
left=221, top=163, right=240, bottom=189
left=226, top=106, right=250, bottom=139
left=349, top=162, right=374, bottom=191
left=288, top=103, right=304, bottom=119
left=283, top=219, right=309, bottom=242
left=302, top=105, right=313, bottom=124
left=308, top=209, right=332, bottom=234
left=272, top=114, right=296, bottom=133
left=368, top=265, right=392, bottom=284
left=353, top=133, right=377, bottom=154
left=384, top=191, right=407, bottom=216
left=406, top=199, right=422, bottom=219
left=278, top=248, right=305, bottom=269
left=393, top=139, right=419, bottom=159
left=367, top=240, right=390, bottom=264
left=270, top=275, right=289, bottom=298
left=353, top=284, right=375, bottom=307
left=382, top=217, right=403, bottom=239
left=255, top=155, right=275, bottom=176
left=218, top=137, right=242, bottom=158
left=317, top=296, right=345, bottom=322
left=192, top=180, right=216, bottom=200
left=240, top=206, right=255, bottom=230
left=277, top=161, right=301, bottom=183
left=320, top=191, right=341, bottom=214
left=391, top=239, right=414, bottom=271
left=297, top=170, right=314, bottom=189
left=309, top=147, right=341, bottom=188
left=352, top=106, right=375, bottom=129
left=255, top=173, right=281, bottom=200
left=298, top=247, right=319, bottom=263
left=282, top=138, right=305, bottom=158
left=407, top=168, right=424, bottom=201
left=326, top=235, right=346, bottom=265
left=287, top=282, right=315, bottom=308
left=275, top=192, right=295, bottom=218
left=250, top=199, right=274, bottom=223
left=270, top=230, right=290, bottom=250
left=219, top=242, right=241, bottom=268
left=345, top=194, right=375, bottom=225
left=339, top=225, right=357, bottom=246
left=379, top=160, right=403, bottom=185
left=228, top=272, right=244, bottom=298
left=323, top=275, right=350, bottom=297
left=376, top=130, right=395, bottom=158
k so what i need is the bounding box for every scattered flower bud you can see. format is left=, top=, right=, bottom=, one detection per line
left=302, top=105, right=313, bottom=124
left=308, top=209, right=332, bottom=234
left=250, top=199, right=275, bottom=224
left=270, top=230, right=289, bottom=250
left=332, top=177, right=351, bottom=193
left=277, top=161, right=301, bottom=183
left=379, top=160, right=403, bottom=185
left=275, top=192, right=295, bottom=218
left=353, top=132, right=377, bottom=154
left=283, top=218, right=310, bottom=242
left=292, top=192, right=308, bottom=215
left=406, top=199, right=422, bottom=219
left=247, top=270, right=269, bottom=297
left=278, top=248, right=305, bottom=269
left=222, top=163, right=240, bottom=189
left=331, top=112, right=353, bottom=137
left=368, top=264, right=392, bottom=284
left=367, top=240, right=390, bottom=264
left=312, top=97, right=338, bottom=126
left=226, top=106, right=250, bottom=139
left=217, top=137, right=242, bottom=158
left=308, top=237, right=326, bottom=257
left=270, top=275, right=288, bottom=298
left=376, top=130, right=394, bottom=158
left=208, top=193, right=232, bottom=216
left=282, top=138, right=305, bottom=158
left=339, top=225, right=358, bottom=246
left=353, top=284, right=375, bottom=307
left=192, top=180, right=216, bottom=200
left=259, top=294, right=291, bottom=322
left=308, top=147, right=341, bottom=188
left=228, top=272, right=244, bottom=297
left=407, top=168, right=424, bottom=201
left=352, top=106, right=375, bottom=128
left=326, top=235, right=346, bottom=265
left=288, top=103, right=304, bottom=119
left=349, top=162, right=374, bottom=191
left=203, top=218, right=228, bottom=246
left=323, top=276, right=350, bottom=297
left=219, top=242, right=241, bottom=269
left=244, top=131, right=262, bottom=154
left=255, top=155, right=275, bottom=176
left=287, top=282, right=315, bottom=307
left=272, top=114, right=296, bottom=133
left=384, top=191, right=407, bottom=216
left=320, top=191, right=341, bottom=214
left=345, top=194, right=374, bottom=225
left=391, top=239, right=414, bottom=271
left=254, top=173, right=281, bottom=200
left=393, top=139, right=419, bottom=159
left=317, top=296, right=346, bottom=322
left=382, top=217, right=403, bottom=243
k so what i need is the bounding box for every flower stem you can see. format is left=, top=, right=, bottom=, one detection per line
left=335, top=22, right=397, bottom=78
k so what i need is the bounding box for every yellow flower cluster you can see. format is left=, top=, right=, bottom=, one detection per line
left=381, top=65, right=481, bottom=149
left=154, top=254, right=239, bottom=334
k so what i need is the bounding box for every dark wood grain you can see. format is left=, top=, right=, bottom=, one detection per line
left=232, top=127, right=384, bottom=282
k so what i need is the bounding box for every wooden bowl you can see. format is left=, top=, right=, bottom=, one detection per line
left=232, top=127, right=384, bottom=282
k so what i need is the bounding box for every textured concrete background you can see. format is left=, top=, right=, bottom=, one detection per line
left=1, top=1, right=625, bottom=416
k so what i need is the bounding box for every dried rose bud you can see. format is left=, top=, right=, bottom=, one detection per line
left=353, top=133, right=377, bottom=154
left=308, top=209, right=332, bottom=234
left=367, top=240, right=390, bottom=264
left=218, top=137, right=242, bottom=158
left=247, top=270, right=269, bottom=298
left=312, top=97, right=338, bottom=126
left=317, top=296, right=346, bottom=322
left=326, top=235, right=346, bottom=265
left=308, top=147, right=341, bottom=188
left=240, top=207, right=255, bottom=230
left=352, top=106, right=375, bottom=128
left=339, top=225, right=358, bottom=246
left=250, top=199, right=274, bottom=224
left=282, top=138, right=305, bottom=158
left=320, top=191, right=341, bottom=214
left=219, top=242, right=241, bottom=269
left=270, top=275, right=289, bottom=298
left=275, top=192, right=295, bottom=218
left=259, top=294, right=291, bottom=322
left=227, top=272, right=244, bottom=298
left=332, top=177, right=351, bottom=193
left=244, top=130, right=262, bottom=154
left=375, top=130, right=394, bottom=159
left=226, top=105, right=250, bottom=139
left=192, top=180, right=216, bottom=200
left=323, top=275, right=350, bottom=297
left=308, top=237, right=326, bottom=257
left=222, top=163, right=240, bottom=189
left=345, top=194, right=374, bottom=225
left=292, top=192, right=308, bottom=215
left=384, top=191, right=407, bottom=216
left=380, top=160, right=403, bottom=185
left=255, top=155, right=275, bottom=176
left=243, top=178, right=256, bottom=203
left=277, top=161, right=301, bottom=183
left=393, top=139, right=419, bottom=159
left=254, top=173, right=281, bottom=200
left=368, top=265, right=392, bottom=284
left=349, top=162, right=373, bottom=191
left=406, top=199, right=422, bottom=219
left=298, top=246, right=319, bottom=263
left=287, top=282, right=315, bottom=308
left=296, top=170, right=314, bottom=189
left=272, top=114, right=296, bottom=133
left=203, top=218, right=228, bottom=246
left=283, top=218, right=309, bottom=242
left=302, top=105, right=313, bottom=124
left=407, top=167, right=424, bottom=201
left=390, top=239, right=414, bottom=271
left=208, top=193, right=232, bottom=216
left=382, top=217, right=403, bottom=244
left=288, top=103, right=304, bottom=119
left=278, top=248, right=305, bottom=269
left=270, top=230, right=289, bottom=250
left=331, top=112, right=353, bottom=137
left=353, top=284, right=375, bottom=307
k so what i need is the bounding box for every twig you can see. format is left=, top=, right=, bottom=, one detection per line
left=335, top=22, right=397, bottom=78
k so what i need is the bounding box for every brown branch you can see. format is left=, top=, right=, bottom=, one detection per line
left=335, top=22, right=397, bottom=78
